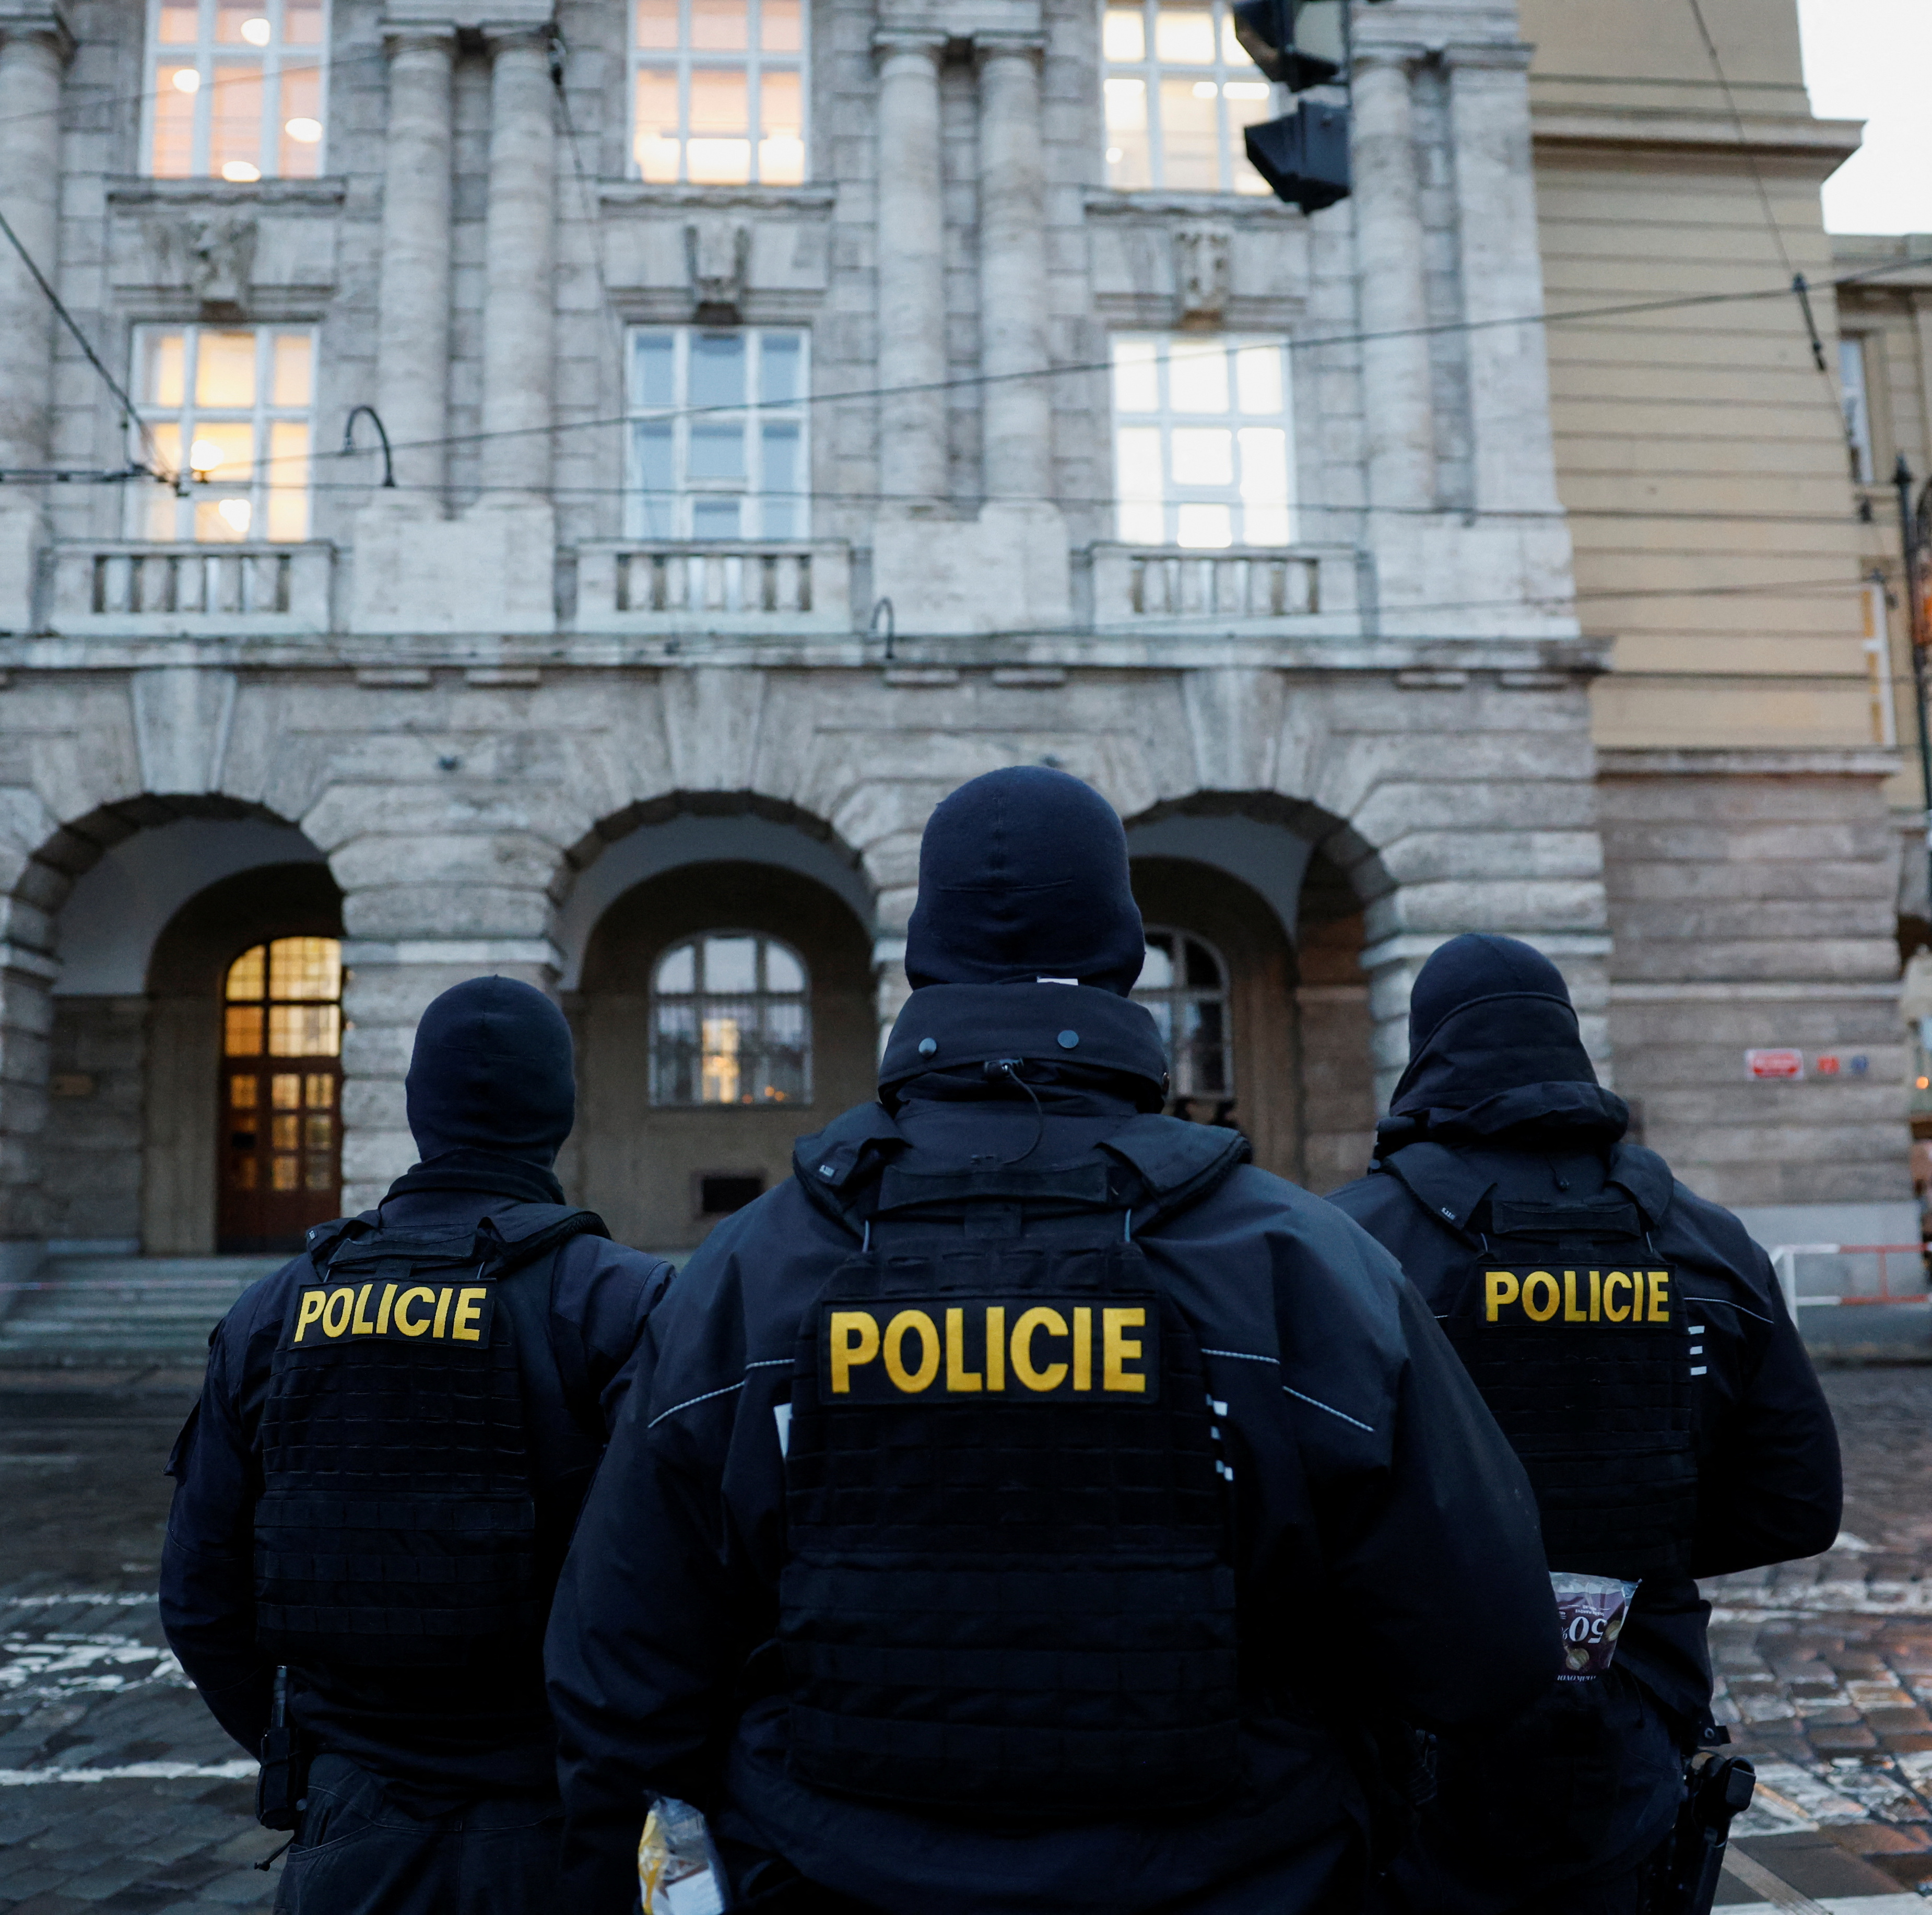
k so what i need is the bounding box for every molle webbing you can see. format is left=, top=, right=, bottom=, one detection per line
left=254, top=1215, right=593, bottom=1670
left=780, top=1225, right=1240, bottom=1814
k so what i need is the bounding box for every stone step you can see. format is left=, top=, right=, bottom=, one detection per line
left=0, top=1255, right=286, bottom=1362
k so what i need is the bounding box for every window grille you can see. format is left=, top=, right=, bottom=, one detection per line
left=145, top=0, right=327, bottom=181
left=1133, top=927, right=1233, bottom=1100
left=1102, top=0, right=1274, bottom=195
left=1112, top=334, right=1294, bottom=548
left=651, top=933, right=811, bottom=1106
left=632, top=0, right=805, bottom=185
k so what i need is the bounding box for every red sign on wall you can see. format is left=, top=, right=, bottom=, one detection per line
left=1745, top=1049, right=1805, bottom=1080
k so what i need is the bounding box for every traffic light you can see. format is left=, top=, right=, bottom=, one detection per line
left=1229, top=0, right=1350, bottom=212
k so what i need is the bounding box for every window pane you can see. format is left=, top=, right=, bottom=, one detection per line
left=1153, top=3, right=1215, bottom=63
left=145, top=333, right=187, bottom=408
left=1237, top=427, right=1287, bottom=502
left=635, top=334, right=676, bottom=410
left=195, top=494, right=254, bottom=540
left=764, top=942, right=804, bottom=991
left=228, top=946, right=266, bottom=998
left=209, top=61, right=265, bottom=179
left=305, top=1158, right=334, bottom=1191
left=216, top=0, right=257, bottom=43
left=1172, top=426, right=1232, bottom=487
left=760, top=0, right=802, bottom=51
left=705, top=935, right=758, bottom=992
left=304, top=1073, right=334, bottom=1107
left=1184, top=936, right=1221, bottom=988
left=1112, top=338, right=1159, bottom=413
left=1234, top=343, right=1282, bottom=416
left=151, top=79, right=196, bottom=177
left=268, top=1003, right=341, bottom=1056
left=1176, top=501, right=1232, bottom=547
left=1157, top=75, right=1219, bottom=190
left=701, top=1012, right=743, bottom=1102
left=634, top=67, right=682, bottom=180
left=272, top=1155, right=300, bottom=1191
left=270, top=333, right=312, bottom=408
left=1103, top=6, right=1145, bottom=60
left=689, top=332, right=746, bottom=408
left=688, top=67, right=751, bottom=183
left=158, top=3, right=199, bottom=41
left=284, top=0, right=323, bottom=43
left=693, top=498, right=741, bottom=537
left=230, top=1075, right=258, bottom=1109
left=690, top=0, right=748, bottom=51
left=760, top=421, right=799, bottom=533
left=272, top=1112, right=299, bottom=1149
left=635, top=422, right=675, bottom=534
left=225, top=1006, right=263, bottom=1056
left=186, top=418, right=253, bottom=481
left=266, top=421, right=309, bottom=540
left=758, top=68, right=804, bottom=183
left=688, top=420, right=746, bottom=479
left=268, top=936, right=340, bottom=1000
left=1138, top=934, right=1174, bottom=990
left=1116, top=425, right=1162, bottom=495
left=1103, top=77, right=1150, bottom=189
left=656, top=942, right=696, bottom=992
left=304, top=1112, right=333, bottom=1151
left=196, top=332, right=257, bottom=409
left=279, top=63, right=322, bottom=175
left=760, top=333, right=802, bottom=404
left=1169, top=340, right=1229, bottom=413
left=635, top=0, right=680, bottom=50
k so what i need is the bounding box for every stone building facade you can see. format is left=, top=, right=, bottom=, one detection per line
left=0, top=0, right=1908, bottom=1272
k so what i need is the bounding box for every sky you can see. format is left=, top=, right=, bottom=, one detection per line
left=1798, top=0, right=1932, bottom=233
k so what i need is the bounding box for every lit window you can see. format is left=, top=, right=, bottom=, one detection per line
left=222, top=936, right=340, bottom=1202
left=651, top=933, right=811, bottom=1106
left=632, top=0, right=805, bottom=186
left=629, top=327, right=809, bottom=539
left=1840, top=336, right=1875, bottom=485
left=1112, top=334, right=1293, bottom=547
left=1133, top=927, right=1232, bottom=1100
left=146, top=0, right=327, bottom=181
left=1102, top=0, right=1274, bottom=195
left=131, top=325, right=314, bottom=543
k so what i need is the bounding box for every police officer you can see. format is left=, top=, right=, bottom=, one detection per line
left=160, top=977, right=672, bottom=1914
left=547, top=767, right=1564, bottom=1914
left=1326, top=934, right=1843, bottom=1914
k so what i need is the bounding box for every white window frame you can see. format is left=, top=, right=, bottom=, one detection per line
left=649, top=931, right=814, bottom=1108
left=1839, top=334, right=1875, bottom=485
left=1133, top=925, right=1234, bottom=1102
left=129, top=324, right=316, bottom=544
left=1111, top=333, right=1295, bottom=549
left=142, top=0, right=331, bottom=182
left=629, top=0, right=808, bottom=186
left=627, top=326, right=811, bottom=542
left=1102, top=0, right=1275, bottom=196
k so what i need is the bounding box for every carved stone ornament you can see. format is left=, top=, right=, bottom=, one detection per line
left=1173, top=224, right=1232, bottom=329
left=686, top=216, right=752, bottom=322
left=162, top=215, right=258, bottom=312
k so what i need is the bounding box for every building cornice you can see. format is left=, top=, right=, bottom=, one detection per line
left=1532, top=104, right=1862, bottom=180
left=105, top=176, right=348, bottom=209
left=1596, top=747, right=1903, bottom=780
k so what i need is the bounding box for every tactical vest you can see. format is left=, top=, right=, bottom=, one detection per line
left=780, top=1113, right=1248, bottom=1816
left=1396, top=1151, right=1695, bottom=1581
left=253, top=1202, right=604, bottom=1670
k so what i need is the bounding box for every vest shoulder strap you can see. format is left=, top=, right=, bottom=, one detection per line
left=1371, top=1142, right=1491, bottom=1239
left=792, top=1102, right=911, bottom=1232
left=1605, top=1143, right=1675, bottom=1227
left=1097, top=1114, right=1251, bottom=1229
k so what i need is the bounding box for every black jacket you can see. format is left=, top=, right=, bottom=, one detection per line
left=1327, top=1003, right=1841, bottom=1730
left=546, top=983, right=1562, bottom=1913
left=159, top=1170, right=671, bottom=1808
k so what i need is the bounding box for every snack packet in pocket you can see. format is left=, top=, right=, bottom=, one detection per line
left=1549, top=1572, right=1639, bottom=1679
left=638, top=1796, right=725, bottom=1915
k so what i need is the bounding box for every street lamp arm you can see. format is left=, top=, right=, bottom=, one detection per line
left=341, top=406, right=396, bottom=489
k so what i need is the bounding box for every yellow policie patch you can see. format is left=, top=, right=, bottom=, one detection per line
left=819, top=1299, right=1160, bottom=1402
left=282, top=1283, right=493, bottom=1349
left=1479, top=1267, right=1674, bottom=1327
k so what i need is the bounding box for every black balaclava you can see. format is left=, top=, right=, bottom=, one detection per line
left=404, top=977, right=576, bottom=1168
left=903, top=766, right=1146, bottom=994
left=1379, top=932, right=1626, bottom=1149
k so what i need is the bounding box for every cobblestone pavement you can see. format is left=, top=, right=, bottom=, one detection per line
left=1, top=1359, right=1929, bottom=1911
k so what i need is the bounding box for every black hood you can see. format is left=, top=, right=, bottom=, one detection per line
left=404, top=977, right=576, bottom=1169
left=904, top=767, right=1146, bottom=995
left=1377, top=933, right=1627, bottom=1150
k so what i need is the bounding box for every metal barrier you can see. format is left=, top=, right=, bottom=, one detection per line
left=1766, top=1242, right=1929, bottom=1320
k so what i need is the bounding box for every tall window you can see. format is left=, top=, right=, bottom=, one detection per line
left=632, top=0, right=805, bottom=185
left=1840, top=335, right=1875, bottom=485
left=629, top=328, right=809, bottom=539
left=651, top=933, right=811, bottom=1106
left=132, top=326, right=313, bottom=542
left=146, top=0, right=327, bottom=181
left=1134, top=928, right=1232, bottom=1101
left=1112, top=335, right=1293, bottom=547
left=220, top=936, right=341, bottom=1250
left=1103, top=0, right=1273, bottom=195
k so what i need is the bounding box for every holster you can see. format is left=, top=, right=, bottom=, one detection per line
left=255, top=1722, right=313, bottom=1832
left=1652, top=1741, right=1754, bottom=1915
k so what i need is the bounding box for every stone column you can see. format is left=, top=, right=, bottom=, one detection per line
left=1446, top=43, right=1562, bottom=516
left=479, top=28, right=555, bottom=500
left=873, top=31, right=947, bottom=511
left=376, top=29, right=454, bottom=499
left=975, top=34, right=1051, bottom=505
left=0, top=13, right=70, bottom=636
left=1351, top=49, right=1433, bottom=514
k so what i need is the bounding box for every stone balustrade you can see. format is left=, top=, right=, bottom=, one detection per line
left=46, top=542, right=335, bottom=637
left=574, top=540, right=853, bottom=636
left=1090, top=543, right=1357, bottom=632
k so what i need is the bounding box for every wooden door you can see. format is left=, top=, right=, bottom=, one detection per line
left=217, top=936, right=344, bottom=1252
